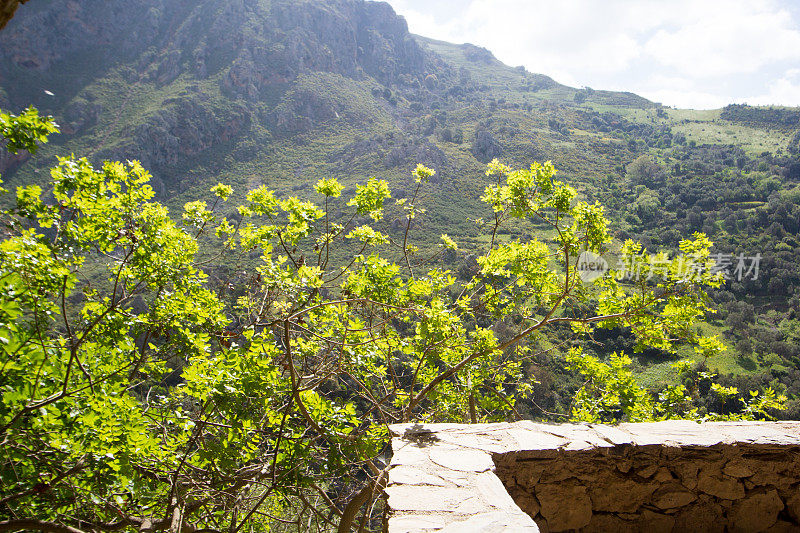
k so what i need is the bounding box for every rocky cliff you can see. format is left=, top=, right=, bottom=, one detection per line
left=0, top=0, right=443, bottom=182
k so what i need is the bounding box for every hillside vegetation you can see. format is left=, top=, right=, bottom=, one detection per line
left=0, top=107, right=786, bottom=532
left=1, top=0, right=800, bottom=419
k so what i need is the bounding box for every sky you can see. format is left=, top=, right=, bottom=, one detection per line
left=385, top=0, right=800, bottom=110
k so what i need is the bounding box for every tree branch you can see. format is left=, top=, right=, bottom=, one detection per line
left=0, top=520, right=86, bottom=533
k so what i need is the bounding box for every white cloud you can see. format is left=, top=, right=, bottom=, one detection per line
left=387, top=0, right=800, bottom=109
left=742, top=72, right=800, bottom=106
left=609, top=74, right=731, bottom=109
left=411, top=0, right=646, bottom=76
left=641, top=89, right=731, bottom=110
left=391, top=0, right=647, bottom=81
left=644, top=1, right=800, bottom=78
left=390, top=1, right=440, bottom=39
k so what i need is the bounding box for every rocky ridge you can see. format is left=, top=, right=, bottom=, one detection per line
left=0, top=0, right=445, bottom=181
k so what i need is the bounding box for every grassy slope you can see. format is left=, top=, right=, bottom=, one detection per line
left=3, top=14, right=799, bottom=391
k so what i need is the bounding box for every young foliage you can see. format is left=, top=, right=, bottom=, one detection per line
left=0, top=113, right=783, bottom=532
left=0, top=106, right=59, bottom=155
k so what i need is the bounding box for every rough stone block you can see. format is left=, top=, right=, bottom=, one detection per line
left=673, top=500, right=725, bottom=533
left=637, top=509, right=675, bottom=533
left=786, top=492, right=800, bottom=522
left=698, top=469, right=746, bottom=500
left=588, top=476, right=657, bottom=512
left=429, top=446, right=494, bottom=472
left=536, top=482, right=592, bottom=532
left=651, top=483, right=698, bottom=509
left=583, top=513, right=637, bottom=533
left=724, top=459, right=756, bottom=478
left=728, top=489, right=784, bottom=533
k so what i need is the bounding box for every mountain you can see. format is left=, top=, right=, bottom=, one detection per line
left=0, top=0, right=640, bottom=230
left=2, top=0, right=800, bottom=415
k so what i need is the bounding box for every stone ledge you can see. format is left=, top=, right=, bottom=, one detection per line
left=384, top=421, right=800, bottom=532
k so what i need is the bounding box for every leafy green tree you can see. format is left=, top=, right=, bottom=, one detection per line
left=567, top=346, right=786, bottom=423
left=626, top=154, right=664, bottom=187
left=0, top=108, right=781, bottom=532
left=632, top=189, right=661, bottom=222
left=0, top=106, right=59, bottom=155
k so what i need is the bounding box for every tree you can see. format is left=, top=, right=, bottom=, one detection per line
left=632, top=189, right=661, bottom=222
left=626, top=154, right=664, bottom=187
left=0, top=108, right=782, bottom=532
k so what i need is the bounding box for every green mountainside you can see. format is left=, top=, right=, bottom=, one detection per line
left=2, top=0, right=800, bottom=416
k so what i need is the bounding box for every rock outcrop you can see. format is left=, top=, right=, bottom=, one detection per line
left=1, top=0, right=430, bottom=83
left=132, top=97, right=249, bottom=171
left=61, top=98, right=101, bottom=135
left=219, top=0, right=429, bottom=102
left=0, top=0, right=439, bottom=181
left=472, top=129, right=503, bottom=163
left=0, top=0, right=180, bottom=71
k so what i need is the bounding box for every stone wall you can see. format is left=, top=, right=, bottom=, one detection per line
left=385, top=421, right=800, bottom=532
left=495, top=439, right=800, bottom=532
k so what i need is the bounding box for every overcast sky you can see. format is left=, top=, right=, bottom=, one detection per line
left=385, top=0, right=800, bottom=109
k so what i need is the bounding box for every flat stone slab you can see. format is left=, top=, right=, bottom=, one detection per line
left=385, top=421, right=800, bottom=532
